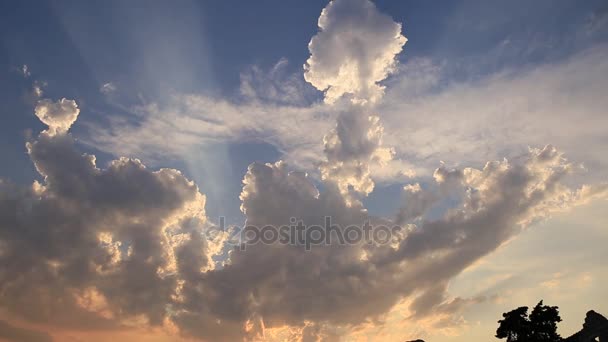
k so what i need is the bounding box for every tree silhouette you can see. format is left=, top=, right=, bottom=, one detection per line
left=496, top=306, right=531, bottom=341
left=496, top=301, right=562, bottom=342
left=529, top=301, right=562, bottom=341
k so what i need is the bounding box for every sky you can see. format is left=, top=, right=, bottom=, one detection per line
left=0, top=0, right=607, bottom=341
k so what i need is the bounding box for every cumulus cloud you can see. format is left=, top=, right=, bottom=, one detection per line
left=0, top=97, right=222, bottom=334
left=34, top=98, right=80, bottom=136
left=304, top=0, right=407, bottom=104
left=11, top=96, right=597, bottom=340
left=185, top=144, right=599, bottom=340
left=304, top=0, right=406, bottom=203
left=320, top=109, right=394, bottom=202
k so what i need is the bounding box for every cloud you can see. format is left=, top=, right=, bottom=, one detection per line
left=320, top=109, right=394, bottom=202
left=0, top=320, right=52, bottom=342
left=34, top=98, right=80, bottom=136
left=83, top=46, right=608, bottom=190
left=169, top=144, right=602, bottom=340
left=379, top=47, right=608, bottom=182
left=11, top=94, right=599, bottom=340
left=21, top=64, right=31, bottom=78
left=82, top=0, right=412, bottom=200
left=0, top=96, right=218, bottom=332
left=32, top=82, right=44, bottom=98
left=586, top=6, right=608, bottom=34
left=100, top=82, right=116, bottom=95
left=240, top=58, right=317, bottom=106
left=81, top=81, right=335, bottom=173
left=304, top=0, right=407, bottom=104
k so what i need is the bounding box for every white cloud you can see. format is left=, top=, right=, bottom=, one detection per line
left=240, top=58, right=317, bottom=106
left=83, top=46, right=608, bottom=189
left=100, top=82, right=117, bottom=94
left=304, top=0, right=407, bottom=104
left=83, top=90, right=334, bottom=173
left=320, top=110, right=394, bottom=202
left=21, top=64, right=31, bottom=78
left=34, top=98, right=80, bottom=136
left=380, top=47, right=608, bottom=182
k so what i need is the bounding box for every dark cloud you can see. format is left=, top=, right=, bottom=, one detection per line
left=0, top=98, right=210, bottom=330
left=170, top=143, right=601, bottom=340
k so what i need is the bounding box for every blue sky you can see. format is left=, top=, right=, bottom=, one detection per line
left=1, top=1, right=607, bottom=341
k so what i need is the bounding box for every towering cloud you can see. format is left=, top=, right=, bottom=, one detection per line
left=304, top=0, right=407, bottom=104
left=320, top=109, right=394, bottom=202
left=306, top=0, right=404, bottom=203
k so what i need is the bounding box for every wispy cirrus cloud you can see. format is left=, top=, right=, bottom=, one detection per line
left=84, top=44, right=608, bottom=186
